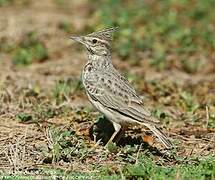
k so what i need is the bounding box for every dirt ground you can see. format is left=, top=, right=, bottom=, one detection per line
left=0, top=0, right=215, bottom=176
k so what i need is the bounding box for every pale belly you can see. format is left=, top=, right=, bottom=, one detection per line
left=86, top=92, right=136, bottom=127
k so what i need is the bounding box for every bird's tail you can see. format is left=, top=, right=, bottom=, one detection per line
left=143, top=123, right=173, bottom=149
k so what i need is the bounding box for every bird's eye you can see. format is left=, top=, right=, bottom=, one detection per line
left=92, top=39, right=97, bottom=44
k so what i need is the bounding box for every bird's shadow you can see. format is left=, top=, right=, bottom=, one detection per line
left=89, top=116, right=175, bottom=160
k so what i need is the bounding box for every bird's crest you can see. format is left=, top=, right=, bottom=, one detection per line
left=86, top=27, right=118, bottom=42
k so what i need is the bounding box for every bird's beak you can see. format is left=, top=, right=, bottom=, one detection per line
left=70, top=36, right=85, bottom=45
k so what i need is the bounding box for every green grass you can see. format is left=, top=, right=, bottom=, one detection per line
left=59, top=155, right=214, bottom=179
left=33, top=123, right=215, bottom=179
left=52, top=78, right=82, bottom=104
left=2, top=154, right=214, bottom=179
left=178, top=91, right=199, bottom=113
left=122, top=156, right=215, bottom=180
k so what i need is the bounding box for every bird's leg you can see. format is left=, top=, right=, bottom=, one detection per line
left=114, top=128, right=125, bottom=144
left=105, top=122, right=121, bottom=147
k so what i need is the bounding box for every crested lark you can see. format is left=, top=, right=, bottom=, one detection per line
left=70, top=27, right=173, bottom=149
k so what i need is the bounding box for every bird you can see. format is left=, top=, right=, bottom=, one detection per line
left=70, top=27, right=173, bottom=149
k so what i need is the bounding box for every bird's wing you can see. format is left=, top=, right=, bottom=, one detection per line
left=85, top=70, right=159, bottom=124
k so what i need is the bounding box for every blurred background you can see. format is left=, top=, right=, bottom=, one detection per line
left=0, top=0, right=215, bottom=173
left=1, top=0, right=214, bottom=70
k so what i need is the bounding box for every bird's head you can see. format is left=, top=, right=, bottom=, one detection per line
left=70, top=27, right=118, bottom=56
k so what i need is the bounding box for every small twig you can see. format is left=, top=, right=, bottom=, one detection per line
left=45, top=127, right=53, bottom=146
left=118, top=165, right=125, bottom=180
left=3, top=127, right=30, bottom=174
left=135, top=144, right=142, bottom=164
left=205, top=105, right=209, bottom=129
left=195, top=133, right=215, bottom=156
left=170, top=132, right=215, bottom=143
left=4, top=147, right=13, bottom=165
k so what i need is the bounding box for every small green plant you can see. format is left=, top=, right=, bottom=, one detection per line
left=44, top=127, right=88, bottom=163
left=16, top=113, right=33, bottom=122
left=13, top=32, right=48, bottom=65
left=52, top=79, right=73, bottom=104
left=178, top=91, right=199, bottom=113
left=153, top=107, right=167, bottom=120
left=149, top=42, right=167, bottom=70
left=33, top=104, right=57, bottom=120
left=207, top=111, right=215, bottom=128
left=181, top=58, right=202, bottom=74
left=13, top=49, right=32, bottom=65
left=52, top=78, right=82, bottom=104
